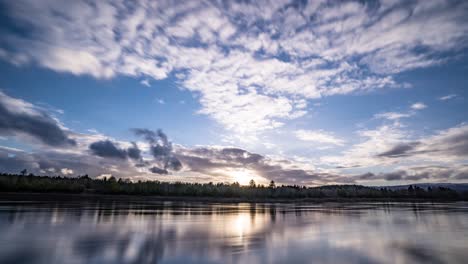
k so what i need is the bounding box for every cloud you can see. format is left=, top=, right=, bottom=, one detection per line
left=149, top=166, right=168, bottom=175
left=377, top=142, right=421, bottom=158
left=323, top=123, right=468, bottom=171
left=133, top=128, right=183, bottom=173
left=321, top=124, right=410, bottom=168
left=376, top=123, right=468, bottom=160
left=374, top=101, right=432, bottom=121
left=383, top=171, right=404, bottom=181
left=60, top=168, right=73, bottom=175
left=89, top=140, right=129, bottom=159
left=410, top=102, right=427, bottom=110
left=356, top=165, right=468, bottom=182
left=374, top=111, right=413, bottom=120
left=294, top=130, right=345, bottom=146
left=439, top=94, right=457, bottom=101
left=89, top=128, right=183, bottom=174
left=1, top=0, right=466, bottom=136
left=127, top=142, right=142, bottom=160
left=0, top=146, right=140, bottom=177
left=175, top=146, right=351, bottom=185
left=140, top=79, right=150, bottom=87
left=133, top=129, right=158, bottom=144
left=0, top=91, right=76, bottom=147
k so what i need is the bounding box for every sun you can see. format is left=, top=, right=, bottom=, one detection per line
left=230, top=169, right=256, bottom=186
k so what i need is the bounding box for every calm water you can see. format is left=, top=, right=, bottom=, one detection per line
left=0, top=200, right=467, bottom=264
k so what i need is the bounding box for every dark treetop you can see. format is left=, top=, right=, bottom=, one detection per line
left=1, top=172, right=467, bottom=201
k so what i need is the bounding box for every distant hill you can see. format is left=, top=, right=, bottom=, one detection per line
left=377, top=183, right=468, bottom=192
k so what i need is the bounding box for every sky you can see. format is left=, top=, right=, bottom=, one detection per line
left=0, top=0, right=467, bottom=186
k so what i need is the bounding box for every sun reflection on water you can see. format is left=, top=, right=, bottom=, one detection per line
left=0, top=201, right=467, bottom=263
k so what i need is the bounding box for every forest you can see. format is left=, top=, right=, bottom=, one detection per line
left=0, top=172, right=466, bottom=200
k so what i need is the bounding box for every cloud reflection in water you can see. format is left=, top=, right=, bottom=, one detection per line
left=0, top=201, right=467, bottom=264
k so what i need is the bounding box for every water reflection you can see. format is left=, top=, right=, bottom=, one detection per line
left=0, top=200, right=467, bottom=264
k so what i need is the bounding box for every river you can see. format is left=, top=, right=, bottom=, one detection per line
left=0, top=199, right=467, bottom=263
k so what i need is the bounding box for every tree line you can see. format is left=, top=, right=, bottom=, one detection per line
left=0, top=172, right=466, bottom=200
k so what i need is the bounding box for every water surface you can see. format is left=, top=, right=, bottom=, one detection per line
left=0, top=199, right=467, bottom=264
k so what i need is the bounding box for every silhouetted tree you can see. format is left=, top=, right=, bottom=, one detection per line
left=0, top=173, right=463, bottom=200
left=249, top=179, right=256, bottom=188
left=269, top=180, right=276, bottom=188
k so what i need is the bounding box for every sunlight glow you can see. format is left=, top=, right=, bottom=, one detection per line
left=233, top=213, right=251, bottom=238
left=229, top=169, right=257, bottom=186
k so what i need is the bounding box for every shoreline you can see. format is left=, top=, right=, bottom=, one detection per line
left=0, top=192, right=465, bottom=203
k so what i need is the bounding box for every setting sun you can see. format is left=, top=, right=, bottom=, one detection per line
left=229, top=169, right=257, bottom=186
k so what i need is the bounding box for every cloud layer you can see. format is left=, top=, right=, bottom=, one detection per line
left=1, top=0, right=467, bottom=136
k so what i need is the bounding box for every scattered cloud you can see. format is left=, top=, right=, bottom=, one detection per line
left=374, top=111, right=413, bottom=120
left=1, top=0, right=466, bottom=136
left=89, top=140, right=141, bottom=160
left=323, top=122, right=468, bottom=173
left=140, top=79, right=150, bottom=87
left=295, top=130, right=345, bottom=146
left=127, top=143, right=142, bottom=160
left=0, top=145, right=140, bottom=178
left=89, top=140, right=128, bottom=159
left=410, top=102, right=427, bottom=110
left=60, top=168, right=73, bottom=175
left=375, top=100, right=433, bottom=121
left=149, top=166, right=168, bottom=175
left=321, top=124, right=409, bottom=168
left=439, top=94, right=457, bottom=101
left=356, top=165, right=468, bottom=182
left=0, top=91, right=76, bottom=147
left=133, top=128, right=182, bottom=174
left=175, top=146, right=350, bottom=185
left=377, top=142, right=421, bottom=158
left=376, top=123, right=468, bottom=160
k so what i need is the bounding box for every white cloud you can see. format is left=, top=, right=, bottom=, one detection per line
left=374, top=111, right=413, bottom=120
left=322, top=122, right=468, bottom=172
left=140, top=79, right=150, bottom=87
left=0, top=91, right=39, bottom=116
left=295, top=130, right=345, bottom=146
left=439, top=94, right=457, bottom=101
left=404, top=124, right=468, bottom=161
left=1, top=0, right=467, bottom=137
left=321, top=124, right=411, bottom=168
left=60, top=168, right=73, bottom=175
left=410, top=102, right=427, bottom=110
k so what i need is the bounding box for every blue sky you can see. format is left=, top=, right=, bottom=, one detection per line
left=0, top=0, right=467, bottom=186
